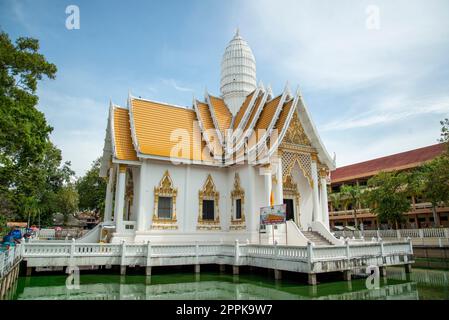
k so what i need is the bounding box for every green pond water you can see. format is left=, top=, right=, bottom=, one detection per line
left=4, top=267, right=449, bottom=300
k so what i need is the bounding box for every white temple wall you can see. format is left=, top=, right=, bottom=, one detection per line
left=140, top=159, right=230, bottom=233
left=118, top=159, right=313, bottom=242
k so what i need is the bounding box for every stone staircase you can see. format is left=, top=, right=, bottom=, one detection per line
left=302, top=231, right=333, bottom=246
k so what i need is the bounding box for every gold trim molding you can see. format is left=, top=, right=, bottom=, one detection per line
left=230, top=173, right=246, bottom=230
left=152, top=170, right=178, bottom=230
left=197, top=174, right=221, bottom=230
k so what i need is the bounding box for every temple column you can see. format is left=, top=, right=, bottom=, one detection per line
left=311, top=154, right=321, bottom=223
left=114, top=164, right=127, bottom=233
left=320, top=169, right=330, bottom=229
left=136, top=162, right=146, bottom=232
left=104, top=166, right=115, bottom=222
left=275, top=160, right=283, bottom=205
left=263, top=166, right=272, bottom=206
left=263, top=165, right=273, bottom=244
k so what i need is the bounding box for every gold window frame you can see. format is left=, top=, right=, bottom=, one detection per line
left=197, top=174, right=221, bottom=230
left=152, top=170, right=178, bottom=230
left=230, top=173, right=246, bottom=230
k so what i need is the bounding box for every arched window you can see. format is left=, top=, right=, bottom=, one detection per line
left=152, top=170, right=178, bottom=230
left=198, top=174, right=220, bottom=230
left=230, top=173, right=246, bottom=230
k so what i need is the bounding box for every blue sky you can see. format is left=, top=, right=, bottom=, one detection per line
left=1, top=0, right=448, bottom=176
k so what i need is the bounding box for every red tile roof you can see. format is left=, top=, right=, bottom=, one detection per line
left=331, top=143, right=446, bottom=183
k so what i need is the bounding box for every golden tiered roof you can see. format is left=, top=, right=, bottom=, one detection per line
left=108, top=85, right=334, bottom=169
left=113, top=107, right=138, bottom=161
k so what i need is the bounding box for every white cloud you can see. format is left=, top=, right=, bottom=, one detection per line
left=322, top=94, right=449, bottom=131
left=240, top=0, right=449, bottom=90
left=233, top=0, right=449, bottom=166
left=162, top=78, right=194, bottom=92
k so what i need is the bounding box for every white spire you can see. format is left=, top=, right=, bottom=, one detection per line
left=220, top=30, right=257, bottom=115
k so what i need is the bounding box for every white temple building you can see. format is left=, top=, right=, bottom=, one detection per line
left=99, top=31, right=337, bottom=245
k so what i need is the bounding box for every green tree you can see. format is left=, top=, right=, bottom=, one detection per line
left=329, top=192, right=341, bottom=212
left=439, top=118, right=449, bottom=153
left=55, top=183, right=79, bottom=225
left=365, top=171, right=411, bottom=229
left=0, top=31, right=59, bottom=223
left=76, top=158, right=107, bottom=217
left=340, top=184, right=363, bottom=229
left=414, top=156, right=449, bottom=227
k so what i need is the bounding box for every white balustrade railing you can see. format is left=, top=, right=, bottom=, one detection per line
left=20, top=239, right=413, bottom=272
left=334, top=228, right=449, bottom=240
left=313, top=246, right=347, bottom=260
left=349, top=243, right=382, bottom=258
left=0, top=246, right=22, bottom=278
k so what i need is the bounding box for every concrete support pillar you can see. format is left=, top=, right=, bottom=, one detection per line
left=145, top=266, right=152, bottom=276
left=26, top=267, right=33, bottom=277
left=343, top=270, right=352, bottom=281
left=308, top=273, right=317, bottom=286
left=0, top=279, right=6, bottom=298
left=114, top=164, right=127, bottom=233
left=319, top=171, right=330, bottom=229
left=104, top=166, right=115, bottom=222
left=404, top=264, right=412, bottom=274
left=274, top=269, right=282, bottom=280
left=120, top=266, right=126, bottom=276
left=379, top=266, right=387, bottom=277
left=311, top=156, right=321, bottom=222
left=233, top=266, right=239, bottom=275
left=195, top=264, right=201, bottom=273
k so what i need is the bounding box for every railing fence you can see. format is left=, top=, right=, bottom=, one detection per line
left=333, top=228, right=449, bottom=243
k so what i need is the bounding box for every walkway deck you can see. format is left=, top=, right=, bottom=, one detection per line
left=21, top=240, right=414, bottom=284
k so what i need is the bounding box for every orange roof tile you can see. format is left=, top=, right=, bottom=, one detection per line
left=209, top=95, right=232, bottom=135
left=254, top=95, right=281, bottom=131
left=113, top=108, right=138, bottom=161
left=196, top=101, right=222, bottom=156
left=249, top=95, right=282, bottom=143
left=233, top=91, right=255, bottom=129
left=130, top=98, right=211, bottom=161
left=243, top=92, right=264, bottom=132
left=273, top=99, right=293, bottom=132
left=331, top=143, right=446, bottom=183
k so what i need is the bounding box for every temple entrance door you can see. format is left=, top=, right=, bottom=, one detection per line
left=283, top=198, right=294, bottom=221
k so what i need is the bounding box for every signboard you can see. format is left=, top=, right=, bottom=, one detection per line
left=260, top=204, right=286, bottom=225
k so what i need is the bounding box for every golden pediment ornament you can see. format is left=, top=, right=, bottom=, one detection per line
left=283, top=112, right=311, bottom=146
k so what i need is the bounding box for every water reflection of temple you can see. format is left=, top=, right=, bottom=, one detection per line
left=11, top=277, right=419, bottom=300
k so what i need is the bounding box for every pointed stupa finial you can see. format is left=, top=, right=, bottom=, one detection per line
left=221, top=29, right=256, bottom=114
left=235, top=27, right=240, bottom=37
